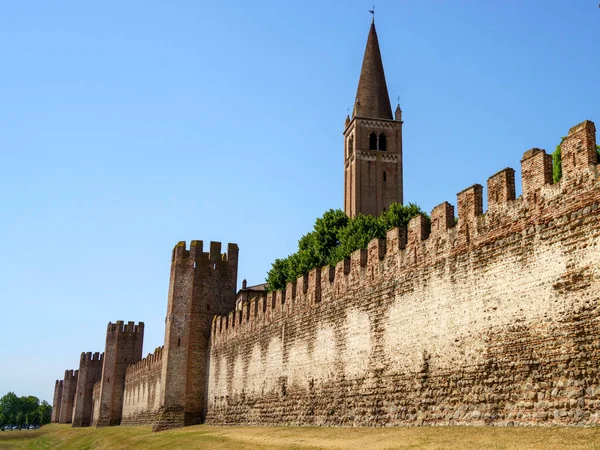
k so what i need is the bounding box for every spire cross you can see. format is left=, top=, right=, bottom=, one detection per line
left=397, top=94, right=400, bottom=105
left=369, top=5, right=375, bottom=21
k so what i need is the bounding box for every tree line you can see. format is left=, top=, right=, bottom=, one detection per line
left=0, top=392, right=52, bottom=428
left=266, top=203, right=426, bottom=291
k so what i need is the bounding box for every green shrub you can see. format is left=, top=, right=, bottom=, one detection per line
left=266, top=203, right=426, bottom=291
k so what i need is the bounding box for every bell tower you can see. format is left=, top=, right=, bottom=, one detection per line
left=344, top=20, right=403, bottom=217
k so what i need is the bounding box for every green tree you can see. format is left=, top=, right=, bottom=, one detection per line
left=379, top=202, right=426, bottom=231
left=20, top=396, right=39, bottom=426
left=0, top=392, right=20, bottom=425
left=0, top=392, right=50, bottom=427
left=328, top=214, right=385, bottom=266
left=38, top=401, right=52, bottom=425
left=266, top=203, right=425, bottom=291
left=311, top=209, right=349, bottom=264
left=266, top=258, right=291, bottom=292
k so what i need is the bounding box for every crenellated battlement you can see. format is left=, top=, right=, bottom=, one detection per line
left=64, top=369, right=79, bottom=380
left=211, top=120, right=599, bottom=347
left=171, top=240, right=239, bottom=273
left=126, top=346, right=164, bottom=376
left=107, top=320, right=144, bottom=335
left=80, top=351, right=104, bottom=364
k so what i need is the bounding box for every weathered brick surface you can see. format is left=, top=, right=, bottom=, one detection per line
left=91, top=381, right=101, bottom=425
left=58, top=369, right=78, bottom=424
left=72, top=352, right=103, bottom=427
left=206, top=121, right=600, bottom=427
left=51, top=380, right=63, bottom=423
left=93, top=321, right=144, bottom=427
left=153, top=241, right=238, bottom=431
left=121, top=347, right=163, bottom=425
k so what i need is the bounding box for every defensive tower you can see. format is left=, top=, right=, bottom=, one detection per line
left=72, top=351, right=104, bottom=427
left=344, top=19, right=403, bottom=217
left=58, top=369, right=78, bottom=424
left=51, top=379, right=63, bottom=423
left=94, top=321, right=144, bottom=427
left=153, top=240, right=238, bottom=431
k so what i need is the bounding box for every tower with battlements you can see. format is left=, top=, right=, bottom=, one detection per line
left=152, top=240, right=238, bottom=431
left=72, top=352, right=104, bottom=427
left=94, top=321, right=144, bottom=427
left=58, top=369, right=78, bottom=424
left=344, top=20, right=403, bottom=217
left=51, top=380, right=63, bottom=423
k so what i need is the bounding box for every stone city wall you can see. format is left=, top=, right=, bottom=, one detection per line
left=206, top=121, right=600, bottom=427
left=121, top=346, right=164, bottom=425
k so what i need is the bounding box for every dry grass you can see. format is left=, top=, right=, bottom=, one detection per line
left=1, top=424, right=600, bottom=449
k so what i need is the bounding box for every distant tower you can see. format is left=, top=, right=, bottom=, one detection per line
left=94, top=321, right=144, bottom=427
left=344, top=19, right=403, bottom=217
left=58, top=369, right=78, bottom=424
left=72, top=352, right=104, bottom=427
left=153, top=240, right=238, bottom=431
left=51, top=380, right=63, bottom=423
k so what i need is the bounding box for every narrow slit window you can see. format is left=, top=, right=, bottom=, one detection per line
left=383, top=171, right=387, bottom=182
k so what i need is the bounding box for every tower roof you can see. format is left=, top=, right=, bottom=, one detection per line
left=353, top=21, right=393, bottom=120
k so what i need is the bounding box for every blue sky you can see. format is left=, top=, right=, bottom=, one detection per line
left=0, top=1, right=598, bottom=404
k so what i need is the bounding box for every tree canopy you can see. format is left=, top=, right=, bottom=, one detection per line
left=0, top=392, right=51, bottom=427
left=266, top=203, right=426, bottom=291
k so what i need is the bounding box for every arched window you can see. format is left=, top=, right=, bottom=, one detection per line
left=369, top=132, right=377, bottom=150
left=379, top=133, right=387, bottom=151
left=348, top=136, right=354, bottom=156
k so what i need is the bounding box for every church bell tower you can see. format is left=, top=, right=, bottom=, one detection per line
left=344, top=20, right=403, bottom=217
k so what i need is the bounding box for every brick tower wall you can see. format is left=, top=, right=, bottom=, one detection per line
left=121, top=346, right=164, bottom=425
left=344, top=117, right=403, bottom=217
left=152, top=241, right=238, bottom=431
left=72, top=352, right=104, bottom=427
left=93, top=321, right=144, bottom=427
left=206, top=120, right=600, bottom=427
left=51, top=380, right=63, bottom=423
left=91, top=381, right=101, bottom=425
left=58, top=369, right=78, bottom=424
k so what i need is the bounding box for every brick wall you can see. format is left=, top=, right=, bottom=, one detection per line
left=121, top=347, right=164, bottom=425
left=91, top=381, right=101, bottom=425
left=206, top=120, right=600, bottom=427
left=72, top=352, right=103, bottom=427
left=51, top=380, right=63, bottom=423
left=94, top=321, right=144, bottom=427
left=58, top=369, right=78, bottom=424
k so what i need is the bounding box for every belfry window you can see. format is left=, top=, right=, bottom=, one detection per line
left=369, top=133, right=377, bottom=150
left=348, top=136, right=354, bottom=156
left=379, top=133, right=387, bottom=151
left=369, top=132, right=387, bottom=151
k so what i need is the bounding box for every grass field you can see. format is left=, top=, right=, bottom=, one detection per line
left=1, top=424, right=600, bottom=449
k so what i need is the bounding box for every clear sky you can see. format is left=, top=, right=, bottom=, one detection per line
left=0, top=1, right=598, bottom=404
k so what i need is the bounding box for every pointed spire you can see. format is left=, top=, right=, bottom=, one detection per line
left=353, top=21, right=393, bottom=120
